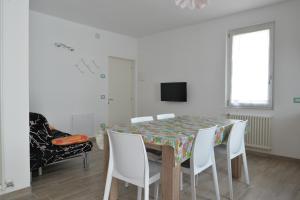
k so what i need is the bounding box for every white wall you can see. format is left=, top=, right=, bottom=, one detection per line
left=29, top=11, right=138, bottom=135
left=138, top=0, right=300, bottom=159
left=0, top=0, right=30, bottom=194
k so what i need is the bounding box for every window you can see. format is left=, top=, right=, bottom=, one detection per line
left=226, top=22, right=274, bottom=109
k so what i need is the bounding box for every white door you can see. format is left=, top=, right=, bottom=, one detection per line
left=108, top=57, right=134, bottom=126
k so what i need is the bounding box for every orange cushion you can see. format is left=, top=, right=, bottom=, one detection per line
left=52, top=135, right=89, bottom=146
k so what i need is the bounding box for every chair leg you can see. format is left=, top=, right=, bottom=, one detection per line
left=38, top=167, right=42, bottom=176
left=212, top=163, right=220, bottom=200
left=190, top=173, right=196, bottom=200
left=180, top=171, right=183, bottom=191
left=227, top=158, right=234, bottom=200
left=103, top=172, right=113, bottom=200
left=137, top=187, right=142, bottom=200
left=83, top=152, right=89, bottom=169
left=144, top=185, right=149, bottom=200
left=242, top=152, right=250, bottom=185
left=154, top=181, right=159, bottom=200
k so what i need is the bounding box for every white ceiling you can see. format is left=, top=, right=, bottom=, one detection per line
left=30, top=0, right=289, bottom=37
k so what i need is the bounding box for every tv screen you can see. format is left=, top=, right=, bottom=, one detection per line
left=161, top=82, right=187, bottom=102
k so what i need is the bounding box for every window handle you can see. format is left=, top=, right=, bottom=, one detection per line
left=269, top=76, right=273, bottom=85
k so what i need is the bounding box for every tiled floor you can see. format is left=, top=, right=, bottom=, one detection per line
left=1, top=144, right=300, bottom=200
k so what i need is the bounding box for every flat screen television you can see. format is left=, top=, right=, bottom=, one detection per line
left=161, top=82, right=187, bottom=102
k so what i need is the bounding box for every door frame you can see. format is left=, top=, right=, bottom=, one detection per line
left=107, top=56, right=137, bottom=125
left=0, top=0, right=5, bottom=190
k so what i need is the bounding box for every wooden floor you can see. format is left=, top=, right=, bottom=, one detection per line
left=1, top=144, right=300, bottom=200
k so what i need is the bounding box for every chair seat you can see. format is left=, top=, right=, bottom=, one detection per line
left=52, top=130, right=71, bottom=138
left=146, top=148, right=162, bottom=156
left=36, top=129, right=93, bottom=165
left=149, top=161, right=161, bottom=184
left=215, top=144, right=243, bottom=160
left=147, top=148, right=162, bottom=162
left=214, top=145, right=228, bottom=164
left=181, top=159, right=190, bottom=168
left=214, top=144, right=227, bottom=155
left=181, top=159, right=213, bottom=176
left=52, top=140, right=93, bottom=163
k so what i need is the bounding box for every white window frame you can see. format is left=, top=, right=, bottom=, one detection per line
left=226, top=22, right=275, bottom=109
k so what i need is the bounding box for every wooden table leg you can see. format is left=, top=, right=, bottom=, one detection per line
left=232, top=155, right=242, bottom=179
left=161, top=145, right=181, bottom=200
left=103, top=134, right=118, bottom=200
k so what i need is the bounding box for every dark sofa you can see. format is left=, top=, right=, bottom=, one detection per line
left=29, top=112, right=93, bottom=174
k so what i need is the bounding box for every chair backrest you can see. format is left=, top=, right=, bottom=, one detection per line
left=131, top=116, right=154, bottom=124
left=227, top=120, right=247, bottom=158
left=157, top=113, right=175, bottom=120
left=30, top=112, right=50, bottom=130
left=29, top=112, right=53, bottom=144
left=107, top=130, right=149, bottom=187
left=191, top=126, right=217, bottom=170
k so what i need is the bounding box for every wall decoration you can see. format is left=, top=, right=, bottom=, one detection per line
left=53, top=40, right=102, bottom=76
left=92, top=60, right=101, bottom=69
left=73, top=58, right=103, bottom=76
left=81, top=58, right=95, bottom=74
left=53, top=42, right=105, bottom=78
left=54, top=42, right=75, bottom=52
left=74, top=64, right=85, bottom=74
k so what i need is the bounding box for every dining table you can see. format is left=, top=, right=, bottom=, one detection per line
left=103, top=115, right=243, bottom=200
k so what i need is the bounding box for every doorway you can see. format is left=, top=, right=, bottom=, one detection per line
left=108, top=57, right=135, bottom=126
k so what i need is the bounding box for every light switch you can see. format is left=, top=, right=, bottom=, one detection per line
left=293, top=97, right=300, bottom=103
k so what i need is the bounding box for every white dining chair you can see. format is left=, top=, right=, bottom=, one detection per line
left=103, top=130, right=160, bottom=200
left=130, top=115, right=160, bottom=161
left=131, top=116, right=154, bottom=124
left=156, top=113, right=175, bottom=120
left=216, top=120, right=250, bottom=200
left=180, top=126, right=220, bottom=200
left=128, top=116, right=157, bottom=188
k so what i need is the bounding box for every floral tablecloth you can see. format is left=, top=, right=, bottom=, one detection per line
left=110, top=116, right=236, bottom=163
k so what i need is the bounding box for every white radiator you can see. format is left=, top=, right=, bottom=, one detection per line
left=227, top=114, right=272, bottom=151
left=71, top=113, right=95, bottom=137
left=0, top=0, right=4, bottom=192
